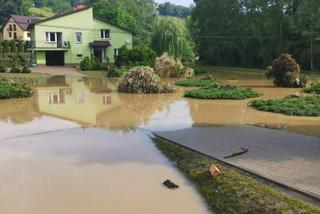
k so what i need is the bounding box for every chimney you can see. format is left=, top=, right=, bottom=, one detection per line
left=73, top=3, right=87, bottom=11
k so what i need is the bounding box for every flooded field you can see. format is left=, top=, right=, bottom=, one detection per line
left=0, top=74, right=319, bottom=213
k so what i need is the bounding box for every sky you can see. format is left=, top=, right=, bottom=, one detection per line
left=154, top=0, right=194, bottom=7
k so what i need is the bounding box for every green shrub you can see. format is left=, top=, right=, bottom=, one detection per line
left=0, top=65, right=6, bottom=73
left=10, top=65, right=22, bottom=73
left=2, top=40, right=10, bottom=53
left=90, top=55, right=103, bottom=70
left=80, top=56, right=92, bottom=71
left=251, top=95, right=320, bottom=116
left=175, top=77, right=220, bottom=87
left=194, top=67, right=207, bottom=75
left=0, top=79, right=32, bottom=99
left=17, top=42, right=25, bottom=53
left=9, top=41, right=16, bottom=53
left=304, top=80, right=320, bottom=94
left=0, top=58, right=14, bottom=67
left=266, top=54, right=307, bottom=87
left=118, top=66, right=174, bottom=93
left=184, top=85, right=260, bottom=100
left=21, top=66, right=31, bottom=73
left=154, top=53, right=194, bottom=78
left=107, top=66, right=127, bottom=77
left=115, top=45, right=156, bottom=67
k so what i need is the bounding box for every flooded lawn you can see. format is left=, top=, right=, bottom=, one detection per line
left=0, top=74, right=319, bottom=213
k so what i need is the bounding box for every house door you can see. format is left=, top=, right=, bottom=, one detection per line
left=93, top=49, right=103, bottom=63
left=46, top=51, right=65, bottom=66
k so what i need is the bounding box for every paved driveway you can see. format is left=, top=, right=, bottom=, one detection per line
left=154, top=126, right=320, bottom=200
left=32, top=66, right=84, bottom=76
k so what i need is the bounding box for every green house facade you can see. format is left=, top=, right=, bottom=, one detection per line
left=28, top=7, right=132, bottom=66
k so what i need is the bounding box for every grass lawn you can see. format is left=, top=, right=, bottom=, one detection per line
left=154, top=138, right=320, bottom=214
left=184, top=85, right=261, bottom=100
left=0, top=72, right=48, bottom=80
left=196, top=65, right=320, bottom=80
left=175, top=77, right=221, bottom=88
left=251, top=95, right=320, bottom=116
left=79, top=71, right=108, bottom=78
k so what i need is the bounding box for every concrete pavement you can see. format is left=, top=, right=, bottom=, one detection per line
left=154, top=126, right=320, bottom=200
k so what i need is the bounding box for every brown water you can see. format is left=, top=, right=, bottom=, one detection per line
left=0, top=75, right=319, bottom=213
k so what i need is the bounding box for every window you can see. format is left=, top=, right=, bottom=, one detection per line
left=100, top=29, right=110, bottom=39
left=13, top=25, right=16, bottom=31
left=9, top=32, right=12, bottom=38
left=76, top=54, right=83, bottom=59
left=13, top=33, right=17, bottom=40
left=27, top=33, right=31, bottom=38
left=45, top=32, right=56, bottom=42
left=103, top=95, right=112, bottom=105
left=75, top=32, right=82, bottom=43
left=114, top=48, right=119, bottom=57
left=9, top=25, right=12, bottom=31
left=48, top=93, right=60, bottom=104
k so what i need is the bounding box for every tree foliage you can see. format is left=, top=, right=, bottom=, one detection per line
left=152, top=17, right=195, bottom=62
left=158, top=2, right=191, bottom=18
left=190, top=0, right=320, bottom=70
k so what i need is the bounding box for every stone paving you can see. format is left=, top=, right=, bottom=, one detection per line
left=154, top=125, right=320, bottom=200
left=32, top=66, right=84, bottom=76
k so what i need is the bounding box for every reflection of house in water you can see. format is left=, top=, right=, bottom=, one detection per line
left=35, top=76, right=121, bottom=125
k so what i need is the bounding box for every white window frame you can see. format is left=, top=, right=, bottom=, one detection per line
left=114, top=48, right=119, bottom=57
left=100, top=29, right=110, bottom=39
left=45, top=32, right=57, bottom=42
left=75, top=32, right=82, bottom=44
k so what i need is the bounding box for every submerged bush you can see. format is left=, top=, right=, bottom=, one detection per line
left=21, top=66, right=31, bottom=73
left=154, top=54, right=194, bottom=78
left=107, top=66, right=127, bottom=77
left=251, top=95, right=320, bottom=116
left=175, top=77, right=220, bottom=88
left=0, top=79, right=32, bottom=99
left=184, top=85, right=260, bottom=100
left=266, top=54, right=307, bottom=87
left=304, top=80, right=320, bottom=94
left=10, top=65, right=22, bottom=73
left=118, top=66, right=174, bottom=93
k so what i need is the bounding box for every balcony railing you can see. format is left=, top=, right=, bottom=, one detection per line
left=27, top=41, right=71, bottom=49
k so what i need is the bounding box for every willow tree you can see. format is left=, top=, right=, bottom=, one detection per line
left=151, top=17, right=195, bottom=63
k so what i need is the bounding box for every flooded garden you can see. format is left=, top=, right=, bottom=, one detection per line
left=0, top=70, right=319, bottom=213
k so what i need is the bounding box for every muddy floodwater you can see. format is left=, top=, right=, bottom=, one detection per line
left=0, top=74, right=319, bottom=214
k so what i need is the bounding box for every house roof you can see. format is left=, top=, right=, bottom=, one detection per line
left=2, top=15, right=41, bottom=31
left=26, top=6, right=133, bottom=34
left=28, top=6, right=92, bottom=29
left=93, top=16, right=133, bottom=33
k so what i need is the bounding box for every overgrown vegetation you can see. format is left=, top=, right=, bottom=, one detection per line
left=154, top=54, right=194, bottom=78
left=0, top=78, right=32, bottom=99
left=175, top=77, right=220, bottom=88
left=266, top=54, right=307, bottom=87
left=157, top=2, right=191, bottom=18
left=154, top=138, right=320, bottom=214
left=185, top=85, right=260, bottom=100
left=304, top=80, right=320, bottom=94
left=118, top=66, right=174, bottom=93
left=251, top=95, right=320, bottom=116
